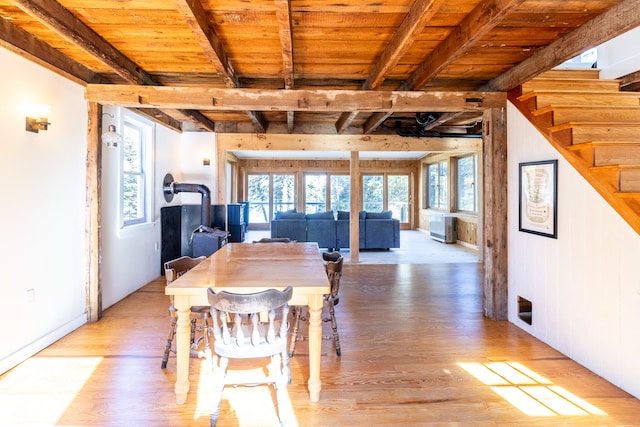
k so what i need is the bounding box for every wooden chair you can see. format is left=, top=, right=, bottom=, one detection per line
left=207, top=286, right=293, bottom=427
left=162, top=255, right=208, bottom=369
left=322, top=251, right=342, bottom=263
left=252, top=237, right=295, bottom=243
left=289, top=255, right=343, bottom=357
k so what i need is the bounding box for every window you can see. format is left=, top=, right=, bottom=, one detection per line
left=330, top=175, right=350, bottom=212
left=273, top=174, right=296, bottom=214
left=304, top=174, right=327, bottom=213
left=120, top=113, right=153, bottom=227
left=387, top=175, right=409, bottom=222
left=362, top=175, right=384, bottom=212
left=247, top=173, right=296, bottom=223
left=247, top=174, right=270, bottom=224
left=457, top=154, right=477, bottom=212
left=427, top=161, right=448, bottom=210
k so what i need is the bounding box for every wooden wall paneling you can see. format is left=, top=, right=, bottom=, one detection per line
left=482, top=107, right=508, bottom=320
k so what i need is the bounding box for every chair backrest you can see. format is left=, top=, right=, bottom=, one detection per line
left=253, top=237, right=295, bottom=243
left=322, top=251, right=342, bottom=263
left=164, top=255, right=206, bottom=284
left=325, top=256, right=343, bottom=301
left=207, top=287, right=293, bottom=359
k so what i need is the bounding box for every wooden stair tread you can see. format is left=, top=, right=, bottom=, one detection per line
left=533, top=105, right=640, bottom=114
left=518, top=90, right=640, bottom=101
left=566, top=140, right=640, bottom=147
left=537, top=69, right=601, bottom=79
left=522, top=78, right=620, bottom=94
left=549, top=122, right=640, bottom=131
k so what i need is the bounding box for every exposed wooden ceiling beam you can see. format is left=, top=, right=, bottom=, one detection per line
left=173, top=0, right=239, bottom=87
left=85, top=85, right=506, bottom=112
left=481, top=0, right=640, bottom=91
left=173, top=0, right=266, bottom=133
left=217, top=133, right=482, bottom=152
left=131, top=108, right=184, bottom=133
left=403, top=0, right=527, bottom=91
left=14, top=0, right=215, bottom=131
left=274, top=0, right=295, bottom=133
left=13, top=0, right=156, bottom=85
left=0, top=17, right=104, bottom=86
left=363, top=0, right=526, bottom=134
left=335, top=0, right=447, bottom=133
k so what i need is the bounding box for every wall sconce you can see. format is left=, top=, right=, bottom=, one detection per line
left=25, top=104, right=51, bottom=133
left=101, top=113, right=122, bottom=148
left=202, top=157, right=211, bottom=166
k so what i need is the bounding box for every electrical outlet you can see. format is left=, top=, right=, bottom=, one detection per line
left=26, top=288, right=35, bottom=304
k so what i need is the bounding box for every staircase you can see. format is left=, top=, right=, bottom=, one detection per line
left=509, top=69, right=640, bottom=235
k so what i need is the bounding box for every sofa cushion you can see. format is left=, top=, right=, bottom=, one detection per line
left=337, top=210, right=349, bottom=220
left=275, top=211, right=306, bottom=220
left=306, top=211, right=335, bottom=220
left=366, top=210, right=393, bottom=219
left=337, top=210, right=366, bottom=220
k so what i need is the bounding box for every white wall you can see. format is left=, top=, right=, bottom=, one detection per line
left=0, top=49, right=88, bottom=372
left=178, top=132, right=217, bottom=205
left=507, top=103, right=640, bottom=399
left=598, top=26, right=640, bottom=79
left=100, top=107, right=185, bottom=308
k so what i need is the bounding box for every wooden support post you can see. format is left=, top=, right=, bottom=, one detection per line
left=482, top=107, right=508, bottom=320
left=350, top=151, right=361, bottom=263
left=86, top=102, right=102, bottom=321
left=216, top=145, right=226, bottom=204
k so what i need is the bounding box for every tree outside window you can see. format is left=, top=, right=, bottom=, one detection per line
left=121, top=119, right=150, bottom=226
left=305, top=174, right=327, bottom=213
left=330, top=175, right=350, bottom=212
left=363, top=175, right=384, bottom=212
left=388, top=175, right=409, bottom=222
left=428, top=161, right=448, bottom=210
left=457, top=155, right=477, bottom=212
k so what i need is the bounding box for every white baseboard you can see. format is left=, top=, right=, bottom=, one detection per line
left=0, top=314, right=87, bottom=375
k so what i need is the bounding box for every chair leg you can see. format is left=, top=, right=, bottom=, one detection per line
left=328, top=301, right=341, bottom=356
left=288, top=306, right=302, bottom=358
left=161, top=316, right=178, bottom=369
left=210, top=356, right=228, bottom=427
left=202, top=312, right=213, bottom=371
left=273, top=353, right=289, bottom=426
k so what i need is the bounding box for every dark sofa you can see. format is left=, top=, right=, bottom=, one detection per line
left=271, top=210, right=400, bottom=250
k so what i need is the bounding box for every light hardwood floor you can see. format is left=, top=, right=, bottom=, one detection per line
left=2, top=234, right=640, bottom=426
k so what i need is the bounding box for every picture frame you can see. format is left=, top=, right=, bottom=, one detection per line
left=519, top=159, right=558, bottom=239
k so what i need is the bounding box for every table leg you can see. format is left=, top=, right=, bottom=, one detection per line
left=307, top=294, right=323, bottom=402
left=174, top=298, right=192, bottom=404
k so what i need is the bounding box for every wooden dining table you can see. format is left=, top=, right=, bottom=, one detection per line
left=165, top=241, right=330, bottom=404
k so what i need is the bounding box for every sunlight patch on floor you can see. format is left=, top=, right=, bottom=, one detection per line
left=0, top=356, right=103, bottom=426
left=193, top=357, right=299, bottom=426
left=458, top=361, right=607, bottom=417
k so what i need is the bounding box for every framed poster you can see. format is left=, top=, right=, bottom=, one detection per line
left=519, top=160, right=557, bottom=238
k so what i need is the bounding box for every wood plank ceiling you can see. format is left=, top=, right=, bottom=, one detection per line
left=0, top=0, right=638, bottom=136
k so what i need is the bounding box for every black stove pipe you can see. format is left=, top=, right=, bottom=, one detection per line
left=164, top=180, right=211, bottom=227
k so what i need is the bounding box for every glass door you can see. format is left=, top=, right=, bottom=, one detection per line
left=247, top=173, right=296, bottom=227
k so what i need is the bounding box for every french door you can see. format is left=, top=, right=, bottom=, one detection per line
left=246, top=173, right=296, bottom=228
left=362, top=173, right=410, bottom=225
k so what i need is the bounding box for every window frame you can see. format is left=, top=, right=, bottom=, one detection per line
left=455, top=153, right=478, bottom=214
left=426, top=160, right=448, bottom=210
left=119, top=111, right=154, bottom=228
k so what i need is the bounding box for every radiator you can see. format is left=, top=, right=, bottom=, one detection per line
left=429, top=214, right=457, bottom=243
